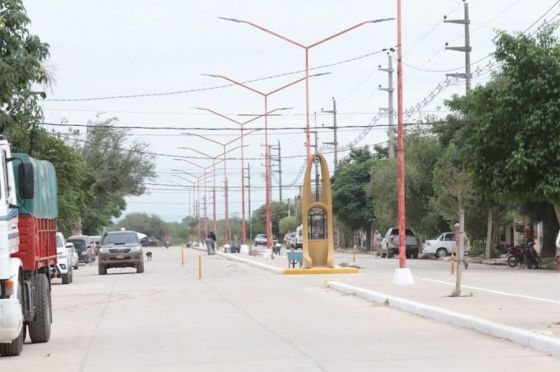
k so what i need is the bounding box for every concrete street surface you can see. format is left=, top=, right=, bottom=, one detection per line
left=2, top=247, right=559, bottom=371
left=242, top=247, right=560, bottom=340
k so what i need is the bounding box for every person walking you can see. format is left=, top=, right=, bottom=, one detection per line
left=206, top=233, right=215, bottom=255
left=454, top=223, right=469, bottom=270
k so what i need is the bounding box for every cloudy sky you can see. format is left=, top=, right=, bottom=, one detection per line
left=24, top=0, right=559, bottom=222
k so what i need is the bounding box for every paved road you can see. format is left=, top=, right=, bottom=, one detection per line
left=2, top=247, right=558, bottom=371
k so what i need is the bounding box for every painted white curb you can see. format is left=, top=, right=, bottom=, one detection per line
left=326, top=281, right=560, bottom=358
left=215, top=252, right=283, bottom=274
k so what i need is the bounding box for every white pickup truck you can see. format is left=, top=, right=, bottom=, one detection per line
left=380, top=227, right=420, bottom=259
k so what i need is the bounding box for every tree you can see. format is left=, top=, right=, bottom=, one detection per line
left=114, top=213, right=166, bottom=239
left=368, top=132, right=445, bottom=239
left=464, top=27, right=560, bottom=243
left=0, top=0, right=50, bottom=151
left=332, top=147, right=375, bottom=249
left=279, top=216, right=299, bottom=236
left=251, top=201, right=288, bottom=238
left=76, top=117, right=156, bottom=234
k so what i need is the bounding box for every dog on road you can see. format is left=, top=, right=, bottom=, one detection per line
left=146, top=251, right=152, bottom=261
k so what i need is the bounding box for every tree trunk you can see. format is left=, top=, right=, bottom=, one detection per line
left=453, top=207, right=465, bottom=297
left=554, top=204, right=560, bottom=224
left=365, top=225, right=372, bottom=252
left=485, top=208, right=493, bottom=259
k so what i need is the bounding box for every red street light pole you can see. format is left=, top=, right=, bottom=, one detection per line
left=204, top=73, right=325, bottom=250
left=193, top=107, right=290, bottom=244
left=180, top=145, right=244, bottom=240
left=173, top=158, right=206, bottom=242
left=180, top=133, right=253, bottom=245
left=219, top=17, right=394, bottom=160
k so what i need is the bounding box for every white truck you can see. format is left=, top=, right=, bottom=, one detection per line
left=0, top=136, right=58, bottom=356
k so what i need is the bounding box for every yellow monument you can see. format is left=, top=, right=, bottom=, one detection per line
left=282, top=152, right=357, bottom=274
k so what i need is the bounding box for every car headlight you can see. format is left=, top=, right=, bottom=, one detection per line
left=100, top=248, right=109, bottom=254
left=131, top=246, right=141, bottom=252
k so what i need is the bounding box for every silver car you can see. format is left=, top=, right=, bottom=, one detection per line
left=98, top=231, right=144, bottom=275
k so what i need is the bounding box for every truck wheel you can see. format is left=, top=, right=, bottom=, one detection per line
left=98, top=265, right=107, bottom=275
left=136, top=262, right=144, bottom=273
left=413, top=250, right=419, bottom=259
left=61, top=273, right=70, bottom=285
left=0, top=282, right=24, bottom=356
left=74, top=262, right=79, bottom=270
left=29, top=274, right=51, bottom=343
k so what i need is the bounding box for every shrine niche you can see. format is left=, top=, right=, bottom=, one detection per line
left=301, top=152, right=335, bottom=268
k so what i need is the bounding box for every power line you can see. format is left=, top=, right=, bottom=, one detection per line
left=45, top=48, right=390, bottom=102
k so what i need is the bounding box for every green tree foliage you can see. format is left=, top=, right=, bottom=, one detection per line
left=76, top=118, right=156, bottom=234
left=332, top=147, right=375, bottom=234
left=279, top=216, right=298, bottom=236
left=114, top=213, right=166, bottom=239
left=464, top=27, right=560, bottom=221
left=368, top=133, right=445, bottom=238
left=251, top=201, right=288, bottom=238
left=114, top=213, right=190, bottom=245
left=0, top=0, right=50, bottom=137
left=31, top=132, right=86, bottom=236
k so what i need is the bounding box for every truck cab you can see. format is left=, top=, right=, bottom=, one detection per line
left=0, top=136, right=58, bottom=357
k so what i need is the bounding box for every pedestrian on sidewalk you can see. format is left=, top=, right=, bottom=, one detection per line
left=454, top=223, right=469, bottom=270
left=206, top=233, right=216, bottom=255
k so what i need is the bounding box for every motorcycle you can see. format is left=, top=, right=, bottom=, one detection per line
left=164, top=240, right=170, bottom=249
left=507, top=242, right=542, bottom=269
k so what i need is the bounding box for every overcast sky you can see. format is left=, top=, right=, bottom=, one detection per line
left=24, top=0, right=559, bottom=223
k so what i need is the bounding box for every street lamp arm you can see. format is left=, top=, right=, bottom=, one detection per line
left=219, top=17, right=306, bottom=48
left=224, top=129, right=258, bottom=146
left=179, top=146, right=220, bottom=159
left=193, top=107, right=243, bottom=125
left=266, top=76, right=307, bottom=96
left=173, top=158, right=205, bottom=169
left=203, top=74, right=264, bottom=96
left=184, top=132, right=226, bottom=147
left=308, top=18, right=395, bottom=49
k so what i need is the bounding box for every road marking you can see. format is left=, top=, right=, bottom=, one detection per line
left=422, top=278, right=560, bottom=305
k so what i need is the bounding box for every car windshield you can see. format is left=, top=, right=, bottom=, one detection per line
left=68, top=239, right=87, bottom=251
left=102, top=232, right=139, bottom=245
left=390, top=229, right=415, bottom=236
left=56, top=235, right=64, bottom=248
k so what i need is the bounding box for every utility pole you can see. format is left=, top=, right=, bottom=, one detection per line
left=310, top=129, right=319, bottom=201
left=444, top=1, right=471, bottom=95
left=245, top=163, right=253, bottom=241
left=379, top=52, right=395, bottom=158
left=277, top=139, right=282, bottom=202
left=322, top=97, right=339, bottom=171
left=269, top=140, right=283, bottom=202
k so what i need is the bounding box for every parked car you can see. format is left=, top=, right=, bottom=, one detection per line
left=67, top=235, right=94, bottom=264
left=381, top=227, right=420, bottom=259
left=424, top=232, right=471, bottom=258
left=66, top=242, right=79, bottom=270
left=295, top=225, right=303, bottom=249
left=98, top=231, right=145, bottom=275
left=55, top=232, right=73, bottom=284
left=254, top=233, right=267, bottom=246
left=140, top=236, right=159, bottom=247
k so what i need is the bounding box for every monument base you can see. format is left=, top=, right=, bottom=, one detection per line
left=392, top=267, right=415, bottom=285
left=283, top=267, right=359, bottom=275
